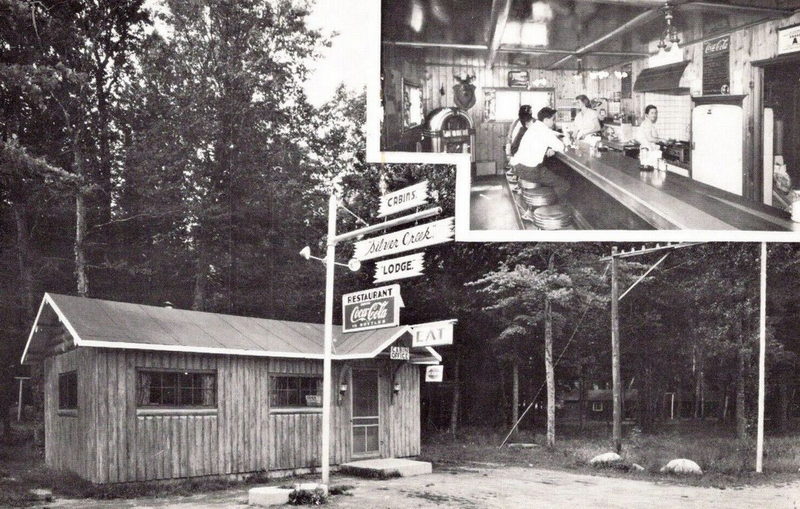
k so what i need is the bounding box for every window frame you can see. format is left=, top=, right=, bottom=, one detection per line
left=135, top=368, right=218, bottom=411
left=58, top=370, right=78, bottom=414
left=269, top=373, right=323, bottom=413
left=592, top=401, right=604, bottom=412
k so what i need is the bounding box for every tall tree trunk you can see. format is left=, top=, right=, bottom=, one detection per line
left=75, top=191, right=89, bottom=297
left=545, top=293, right=555, bottom=448
left=450, top=351, right=461, bottom=437
left=579, top=363, right=586, bottom=432
left=192, top=236, right=207, bottom=311
left=778, top=381, right=790, bottom=432
left=736, top=325, right=748, bottom=439
left=511, top=359, right=519, bottom=437
left=12, top=202, right=35, bottom=316
left=95, top=68, right=112, bottom=224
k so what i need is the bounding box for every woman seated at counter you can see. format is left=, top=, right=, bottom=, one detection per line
left=510, top=107, right=570, bottom=215
left=570, top=94, right=601, bottom=140
left=635, top=104, right=663, bottom=149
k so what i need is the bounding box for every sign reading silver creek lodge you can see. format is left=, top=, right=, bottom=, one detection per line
left=353, top=217, right=455, bottom=261
left=410, top=320, right=455, bottom=347
left=374, top=252, right=425, bottom=283
left=378, top=180, right=429, bottom=217
left=342, top=284, right=403, bottom=333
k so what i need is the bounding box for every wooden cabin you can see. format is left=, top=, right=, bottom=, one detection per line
left=20, top=293, right=441, bottom=484
left=381, top=0, right=800, bottom=231
left=560, top=387, right=638, bottom=424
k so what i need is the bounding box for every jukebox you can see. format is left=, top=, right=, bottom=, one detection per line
left=422, top=107, right=476, bottom=162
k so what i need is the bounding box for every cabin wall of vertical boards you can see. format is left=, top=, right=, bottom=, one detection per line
left=44, top=347, right=421, bottom=483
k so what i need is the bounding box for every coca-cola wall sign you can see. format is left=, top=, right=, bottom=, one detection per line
left=342, top=284, right=404, bottom=333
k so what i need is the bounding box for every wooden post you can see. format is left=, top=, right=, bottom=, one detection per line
left=756, top=242, right=766, bottom=473
left=321, top=194, right=337, bottom=486
left=611, top=246, right=622, bottom=453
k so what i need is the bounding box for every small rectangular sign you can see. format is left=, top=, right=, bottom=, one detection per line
left=779, top=23, right=800, bottom=55
left=342, top=284, right=403, bottom=333
left=508, top=70, right=529, bottom=88
left=390, top=346, right=410, bottom=360
left=353, top=217, right=454, bottom=261
left=410, top=320, right=455, bottom=348
left=425, top=365, right=443, bottom=382
left=374, top=253, right=425, bottom=283
left=378, top=181, right=429, bottom=217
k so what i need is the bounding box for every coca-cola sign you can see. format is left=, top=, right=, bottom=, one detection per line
left=342, top=284, right=404, bottom=333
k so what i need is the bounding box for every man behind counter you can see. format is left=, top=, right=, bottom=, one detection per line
left=510, top=106, right=570, bottom=208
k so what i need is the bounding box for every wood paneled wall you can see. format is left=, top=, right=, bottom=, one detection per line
left=44, top=348, right=421, bottom=483
left=382, top=45, right=625, bottom=172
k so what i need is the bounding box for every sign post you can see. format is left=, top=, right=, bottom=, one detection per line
left=321, top=194, right=336, bottom=486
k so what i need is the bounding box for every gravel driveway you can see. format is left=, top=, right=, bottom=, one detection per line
left=42, top=465, right=800, bottom=508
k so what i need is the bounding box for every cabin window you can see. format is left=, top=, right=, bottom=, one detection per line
left=592, top=402, right=603, bottom=412
left=270, top=375, right=322, bottom=408
left=58, top=371, right=78, bottom=410
left=137, top=369, right=216, bottom=408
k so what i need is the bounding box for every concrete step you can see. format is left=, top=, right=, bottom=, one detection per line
left=340, top=458, right=432, bottom=478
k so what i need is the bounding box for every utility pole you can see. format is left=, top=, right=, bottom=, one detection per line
left=611, top=246, right=621, bottom=453
left=756, top=242, right=766, bottom=473
left=320, top=194, right=337, bottom=486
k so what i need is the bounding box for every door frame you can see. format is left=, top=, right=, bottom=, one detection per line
left=350, top=368, right=381, bottom=459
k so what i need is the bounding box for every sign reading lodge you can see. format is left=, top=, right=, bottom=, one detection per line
left=342, top=284, right=404, bottom=333
left=378, top=180, right=429, bottom=217
left=374, top=252, right=425, bottom=283
left=353, top=217, right=455, bottom=261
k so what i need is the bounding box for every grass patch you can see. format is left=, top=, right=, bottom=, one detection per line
left=419, top=423, right=800, bottom=488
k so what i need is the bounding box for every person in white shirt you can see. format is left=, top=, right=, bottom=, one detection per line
left=571, top=94, right=601, bottom=140
left=511, top=106, right=569, bottom=200
left=635, top=104, right=662, bottom=149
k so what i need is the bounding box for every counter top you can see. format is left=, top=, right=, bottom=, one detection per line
left=555, top=147, right=797, bottom=231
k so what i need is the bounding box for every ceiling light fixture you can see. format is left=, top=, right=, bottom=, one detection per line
left=657, top=3, right=680, bottom=52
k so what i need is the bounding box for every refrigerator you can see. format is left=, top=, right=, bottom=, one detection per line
left=691, top=103, right=743, bottom=196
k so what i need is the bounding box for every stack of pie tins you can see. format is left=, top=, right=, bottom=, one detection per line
left=533, top=204, right=572, bottom=230
left=518, top=179, right=540, bottom=190
left=522, top=186, right=557, bottom=207
left=505, top=169, right=518, bottom=183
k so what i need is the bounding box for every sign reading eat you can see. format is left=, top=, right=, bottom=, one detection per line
left=378, top=181, right=429, bottom=217
left=410, top=320, right=455, bottom=348
left=374, top=252, right=425, bottom=283
left=353, top=217, right=454, bottom=261
left=342, top=284, right=404, bottom=333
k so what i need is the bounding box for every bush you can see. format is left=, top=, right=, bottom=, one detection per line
left=288, top=487, right=328, bottom=505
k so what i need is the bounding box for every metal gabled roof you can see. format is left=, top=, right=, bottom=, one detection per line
left=20, top=293, right=439, bottom=365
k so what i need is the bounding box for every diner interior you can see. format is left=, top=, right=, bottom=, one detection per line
left=380, top=0, right=800, bottom=231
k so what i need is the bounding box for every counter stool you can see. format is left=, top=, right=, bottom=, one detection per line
left=532, top=204, right=573, bottom=230
left=520, top=185, right=557, bottom=223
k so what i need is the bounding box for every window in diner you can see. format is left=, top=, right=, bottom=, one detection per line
left=137, top=369, right=216, bottom=408
left=592, top=401, right=603, bottom=412
left=270, top=375, right=322, bottom=408
left=58, top=371, right=78, bottom=410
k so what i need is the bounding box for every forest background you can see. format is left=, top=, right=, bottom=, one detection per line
left=2, top=0, right=798, bottom=445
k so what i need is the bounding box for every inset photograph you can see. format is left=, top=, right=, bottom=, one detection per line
left=379, top=1, right=800, bottom=237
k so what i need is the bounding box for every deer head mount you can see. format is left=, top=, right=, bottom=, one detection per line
left=453, top=72, right=477, bottom=110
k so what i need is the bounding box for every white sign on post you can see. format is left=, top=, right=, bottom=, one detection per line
left=425, top=365, right=443, bottom=382
left=353, top=217, right=455, bottom=261
left=390, top=346, right=410, bottom=360
left=374, top=253, right=425, bottom=283
left=378, top=181, right=429, bottom=217
left=410, top=320, right=455, bottom=347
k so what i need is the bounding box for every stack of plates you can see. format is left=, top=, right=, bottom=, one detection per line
left=522, top=186, right=557, bottom=207
left=533, top=205, right=572, bottom=230
left=518, top=179, right=540, bottom=190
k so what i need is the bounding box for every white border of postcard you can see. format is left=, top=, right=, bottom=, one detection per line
left=364, top=1, right=800, bottom=243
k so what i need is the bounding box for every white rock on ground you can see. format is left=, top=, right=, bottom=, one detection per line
left=660, top=459, right=703, bottom=475
left=589, top=452, right=622, bottom=466
left=248, top=486, right=293, bottom=507
left=632, top=463, right=645, bottom=472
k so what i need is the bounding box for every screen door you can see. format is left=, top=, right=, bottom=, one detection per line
left=351, top=369, right=379, bottom=456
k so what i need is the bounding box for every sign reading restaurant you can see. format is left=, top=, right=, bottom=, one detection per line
left=342, top=284, right=403, bottom=333
left=353, top=217, right=455, bottom=261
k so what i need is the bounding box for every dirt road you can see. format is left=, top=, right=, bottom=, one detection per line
left=45, top=465, right=800, bottom=508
